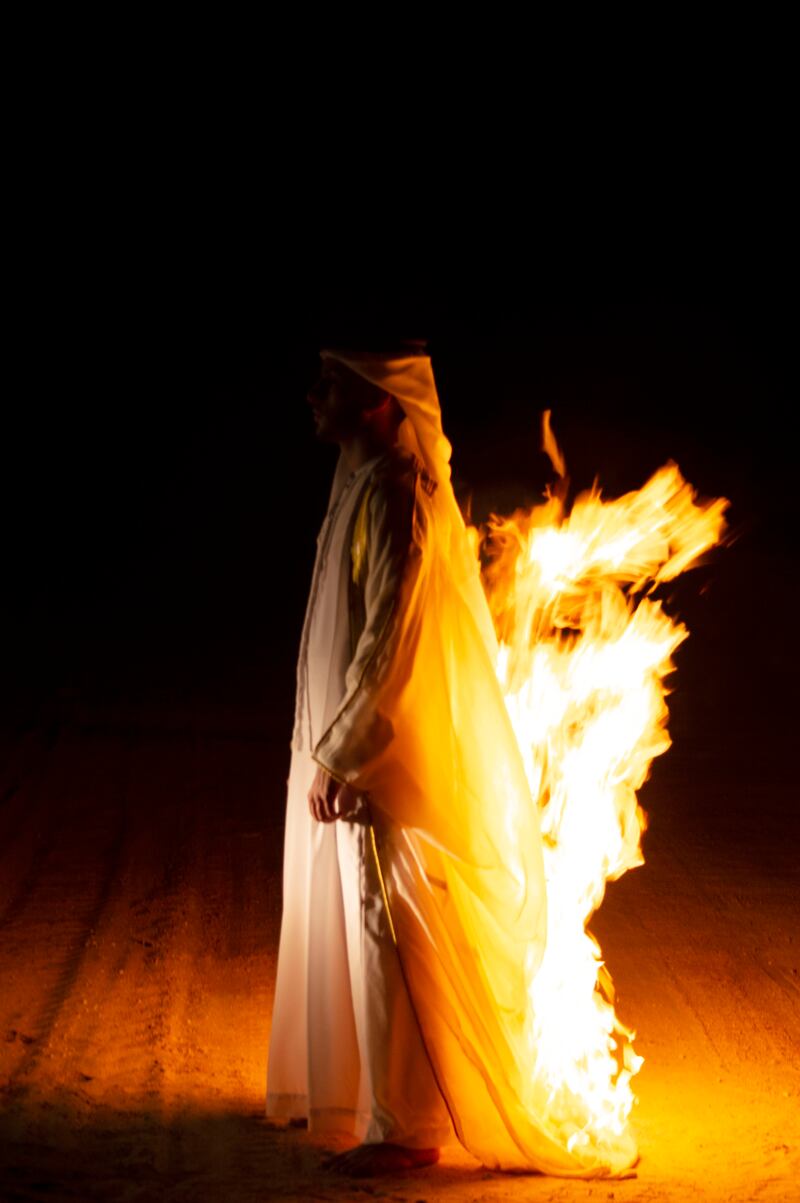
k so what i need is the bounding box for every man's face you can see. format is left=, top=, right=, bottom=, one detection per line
left=306, top=358, right=383, bottom=443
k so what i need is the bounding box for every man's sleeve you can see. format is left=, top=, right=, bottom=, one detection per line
left=312, top=469, right=419, bottom=787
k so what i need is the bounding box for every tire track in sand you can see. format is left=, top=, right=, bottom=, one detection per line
left=0, top=731, right=132, bottom=1095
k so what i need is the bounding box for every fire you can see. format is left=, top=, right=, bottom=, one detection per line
left=473, top=414, right=728, bottom=1162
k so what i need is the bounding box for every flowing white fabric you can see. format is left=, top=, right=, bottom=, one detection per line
left=268, top=349, right=637, bottom=1176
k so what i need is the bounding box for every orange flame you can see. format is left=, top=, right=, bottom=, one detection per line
left=473, top=415, right=728, bottom=1156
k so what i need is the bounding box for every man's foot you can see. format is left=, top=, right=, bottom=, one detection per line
left=322, top=1142, right=441, bottom=1177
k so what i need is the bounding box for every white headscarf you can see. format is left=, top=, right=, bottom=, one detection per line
left=320, top=347, right=452, bottom=483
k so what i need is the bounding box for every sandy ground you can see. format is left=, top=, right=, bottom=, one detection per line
left=0, top=719, right=797, bottom=1203
left=1, top=595, right=799, bottom=1203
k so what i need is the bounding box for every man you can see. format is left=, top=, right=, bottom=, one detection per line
left=266, top=346, right=636, bottom=1179
left=266, top=347, right=452, bottom=1174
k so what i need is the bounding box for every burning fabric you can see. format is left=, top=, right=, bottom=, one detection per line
left=479, top=415, right=728, bottom=1167
left=268, top=349, right=727, bottom=1177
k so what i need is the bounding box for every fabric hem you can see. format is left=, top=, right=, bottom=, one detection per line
left=265, top=1091, right=306, bottom=1120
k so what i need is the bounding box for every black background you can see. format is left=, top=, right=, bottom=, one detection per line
left=3, top=218, right=796, bottom=801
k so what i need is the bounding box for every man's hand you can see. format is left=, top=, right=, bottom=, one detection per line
left=308, top=765, right=360, bottom=823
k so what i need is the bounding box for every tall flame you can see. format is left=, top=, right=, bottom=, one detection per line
left=473, top=413, right=728, bottom=1157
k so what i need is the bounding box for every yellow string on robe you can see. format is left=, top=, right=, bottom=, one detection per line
left=351, top=482, right=374, bottom=587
